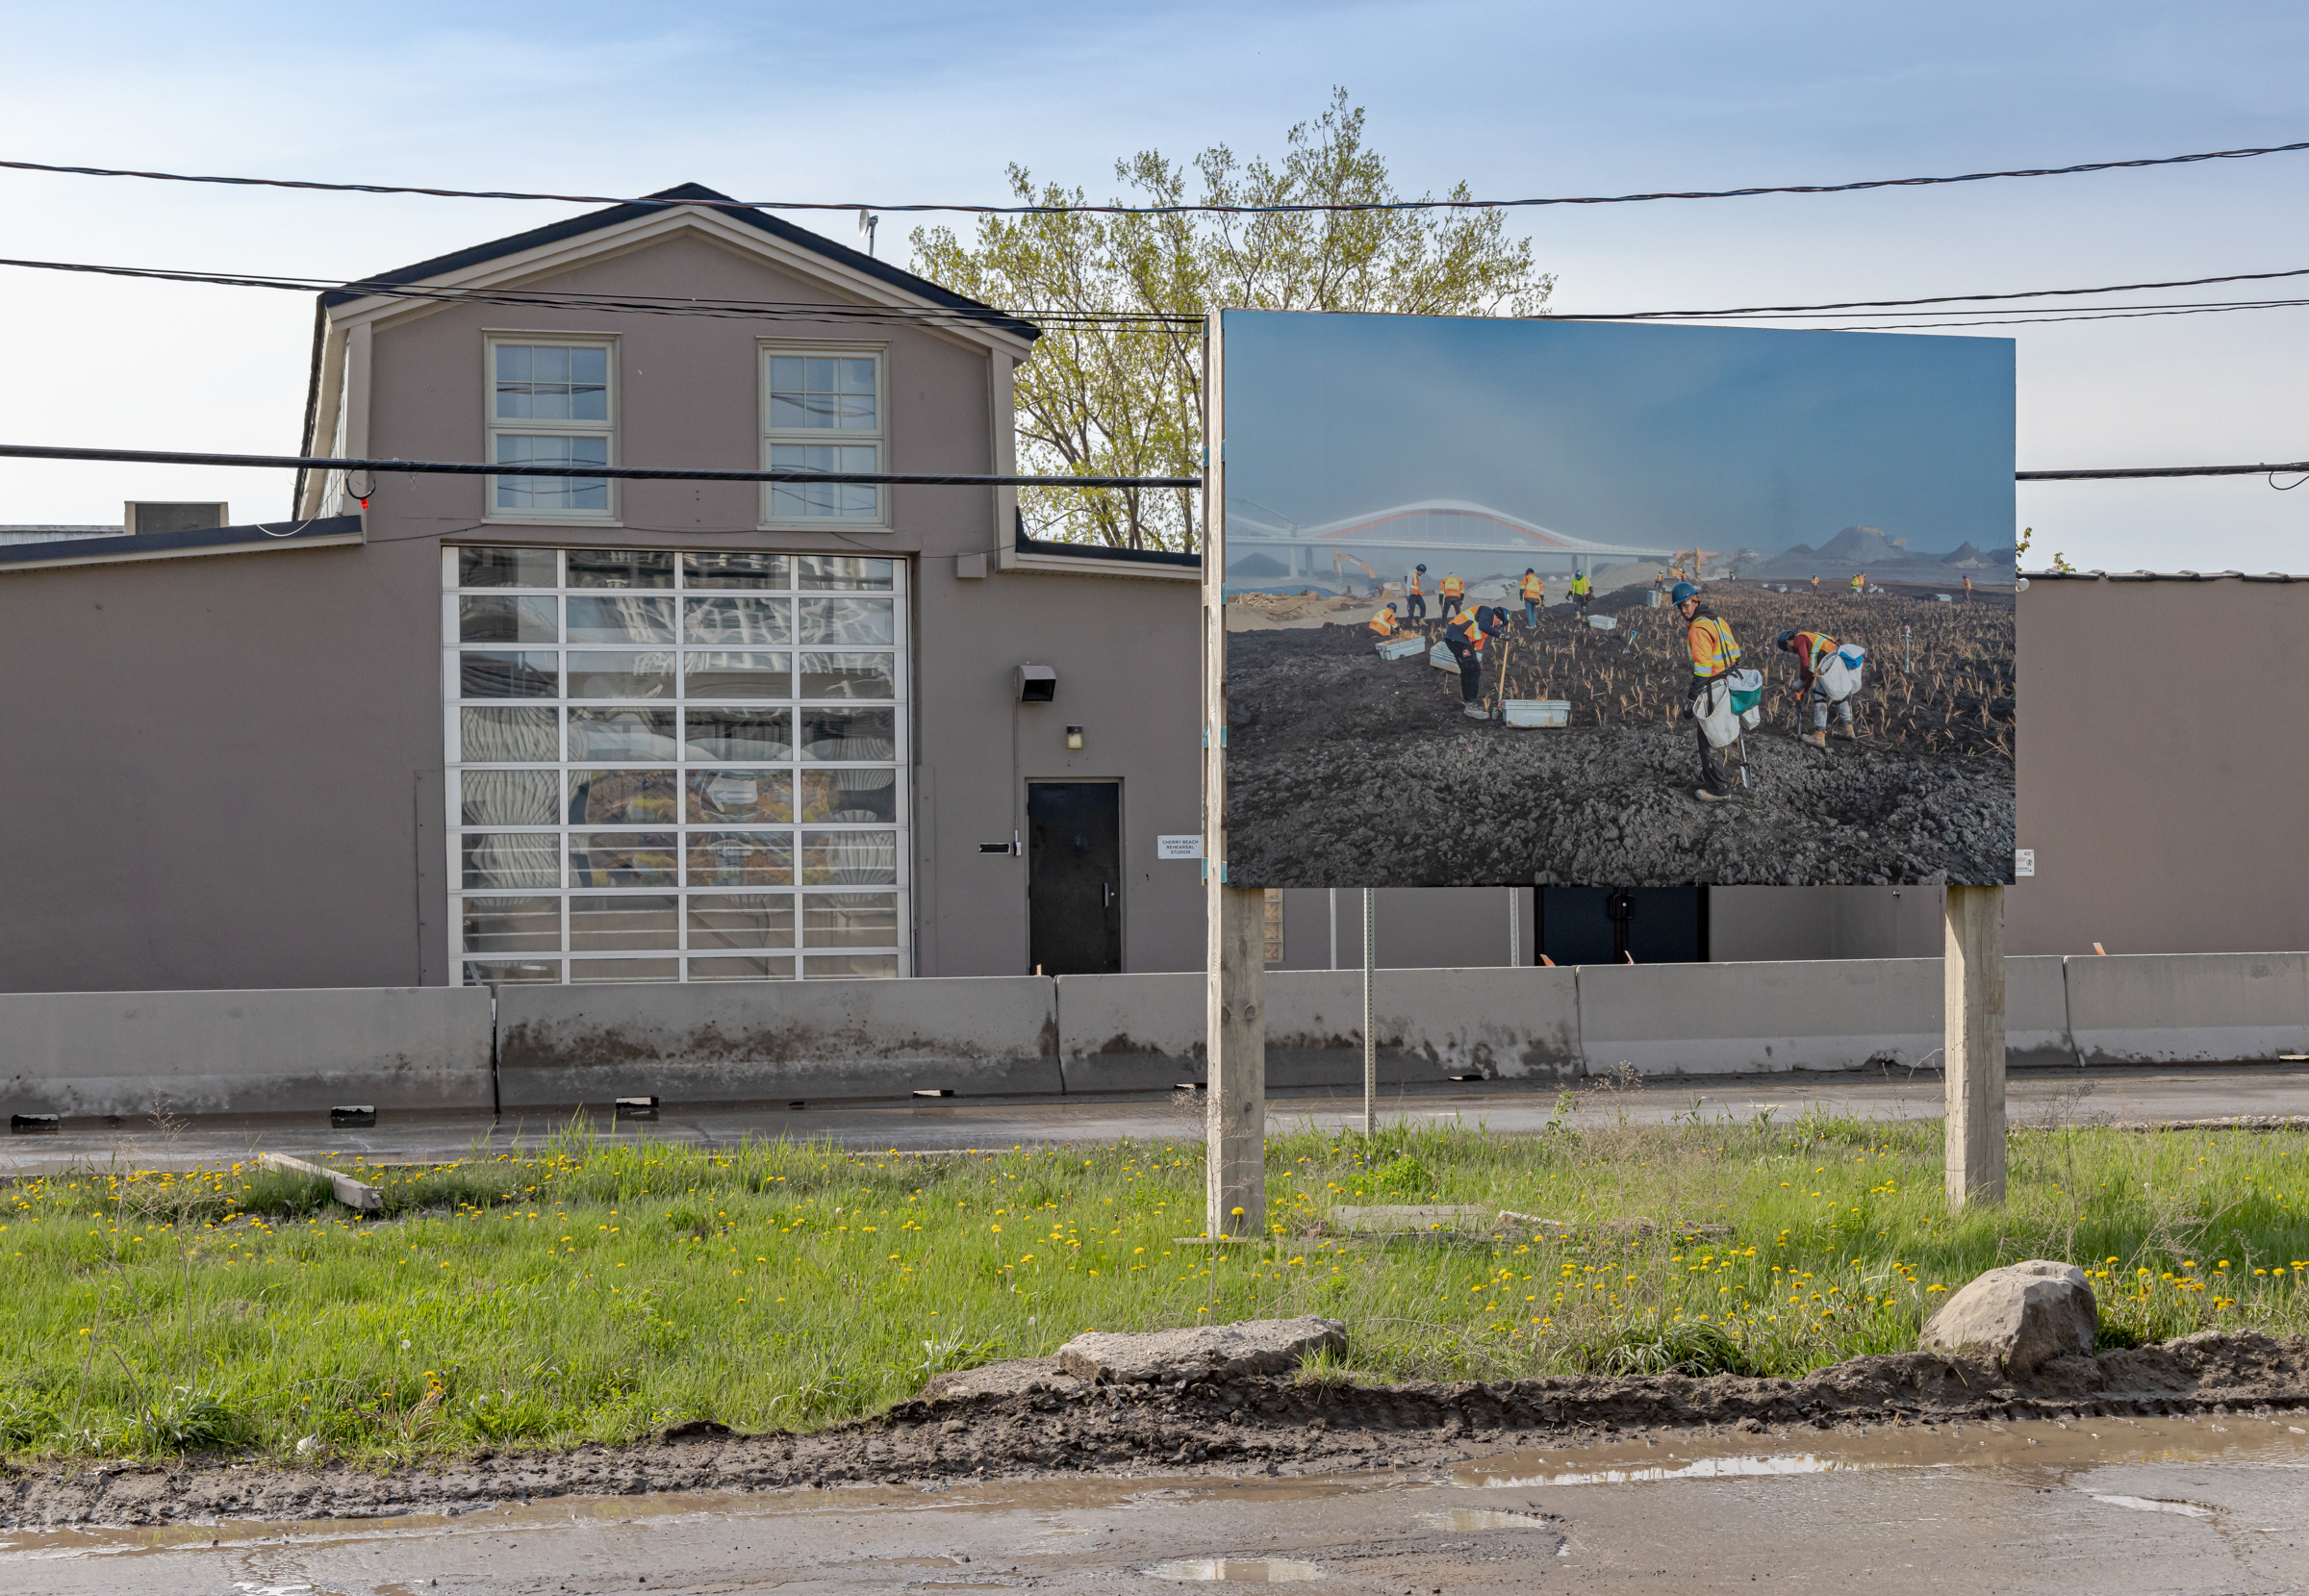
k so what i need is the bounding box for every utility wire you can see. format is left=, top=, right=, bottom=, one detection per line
left=0, top=440, right=2296, bottom=485
left=5, top=137, right=2307, bottom=215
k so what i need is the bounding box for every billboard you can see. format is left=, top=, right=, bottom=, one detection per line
left=1215, top=311, right=2017, bottom=889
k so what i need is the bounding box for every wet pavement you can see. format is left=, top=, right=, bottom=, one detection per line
left=3, top=1064, right=2303, bottom=1177
left=7, top=1414, right=2306, bottom=1592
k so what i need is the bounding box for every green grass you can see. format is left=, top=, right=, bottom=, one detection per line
left=1, top=1109, right=2304, bottom=1461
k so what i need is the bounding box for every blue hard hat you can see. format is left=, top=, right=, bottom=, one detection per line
left=1776, top=629, right=1796, bottom=647
left=1671, top=582, right=1698, bottom=605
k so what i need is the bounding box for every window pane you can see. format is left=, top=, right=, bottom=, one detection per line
left=799, top=706, right=896, bottom=762
left=687, top=831, right=795, bottom=887
left=461, top=649, right=558, bottom=698
left=769, top=445, right=878, bottom=519
left=683, top=649, right=790, bottom=699
left=464, top=959, right=559, bottom=985
left=568, top=650, right=673, bottom=698
left=495, top=343, right=607, bottom=422
left=689, top=955, right=794, bottom=981
left=568, top=707, right=678, bottom=762
left=769, top=356, right=803, bottom=393
left=459, top=545, right=557, bottom=588
left=461, top=896, right=559, bottom=953
left=570, top=957, right=678, bottom=983
left=461, top=705, right=557, bottom=761
left=568, top=549, right=674, bottom=589
left=799, top=768, right=898, bottom=824
left=799, top=829, right=897, bottom=885
left=840, top=358, right=875, bottom=393
left=461, top=832, right=559, bottom=890
left=495, top=436, right=609, bottom=512
left=804, top=891, right=899, bottom=948
left=798, top=597, right=894, bottom=646
left=568, top=769, right=679, bottom=825
left=683, top=552, right=787, bottom=590
left=797, top=556, right=894, bottom=591
left=460, top=770, right=557, bottom=826
left=798, top=651, right=894, bottom=699
left=570, top=894, right=678, bottom=950
left=683, top=595, right=791, bottom=645
left=566, top=595, right=675, bottom=644
left=688, top=768, right=795, bottom=824
left=570, top=833, right=678, bottom=888
left=459, top=595, right=558, bottom=644
left=687, top=892, right=796, bottom=950
left=803, top=953, right=899, bottom=979
left=685, top=707, right=792, bottom=762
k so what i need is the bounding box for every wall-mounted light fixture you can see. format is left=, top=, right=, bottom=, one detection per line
left=1065, top=725, right=1084, bottom=750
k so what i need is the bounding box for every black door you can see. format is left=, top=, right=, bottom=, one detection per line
left=1538, top=887, right=1708, bottom=965
left=1028, top=782, right=1123, bottom=975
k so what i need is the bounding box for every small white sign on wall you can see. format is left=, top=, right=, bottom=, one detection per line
left=1156, top=835, right=1205, bottom=861
left=2015, top=849, right=2036, bottom=877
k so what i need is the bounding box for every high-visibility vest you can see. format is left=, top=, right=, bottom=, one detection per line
left=1369, top=607, right=1398, bottom=636
left=1445, top=610, right=1487, bottom=655
left=1851, top=574, right=1865, bottom=592
left=1570, top=575, right=1590, bottom=596
left=1790, top=630, right=1838, bottom=676
left=1408, top=571, right=1423, bottom=594
left=1519, top=573, right=1544, bottom=600
left=1441, top=575, right=1464, bottom=598
left=1687, top=613, right=1739, bottom=676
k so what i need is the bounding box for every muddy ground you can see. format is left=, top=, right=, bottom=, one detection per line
left=6, top=1333, right=2301, bottom=1529
left=1226, top=592, right=2014, bottom=887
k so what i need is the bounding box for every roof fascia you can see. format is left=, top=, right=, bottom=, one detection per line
left=0, top=516, right=366, bottom=574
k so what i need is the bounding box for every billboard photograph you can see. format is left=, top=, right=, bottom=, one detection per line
left=1217, top=311, right=2017, bottom=890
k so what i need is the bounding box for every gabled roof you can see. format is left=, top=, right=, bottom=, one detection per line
left=323, top=182, right=1038, bottom=343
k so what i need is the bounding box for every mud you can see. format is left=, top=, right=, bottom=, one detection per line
left=5, top=1331, right=2300, bottom=1531
left=1226, top=592, right=2013, bottom=887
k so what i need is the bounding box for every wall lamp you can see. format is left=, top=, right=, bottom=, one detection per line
left=1066, top=725, right=1084, bottom=750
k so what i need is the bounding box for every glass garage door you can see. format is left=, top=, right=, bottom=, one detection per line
left=444, top=545, right=908, bottom=984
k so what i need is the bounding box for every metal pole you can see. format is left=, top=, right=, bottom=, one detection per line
left=1329, top=888, right=1339, bottom=971
left=1362, top=887, right=1377, bottom=1135
left=1508, top=887, right=1519, bottom=966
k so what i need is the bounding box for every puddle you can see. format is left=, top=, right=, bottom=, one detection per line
left=1453, top=1413, right=2309, bottom=1491
left=1148, top=1558, right=1325, bottom=1583
left=1418, top=1509, right=1554, bottom=1531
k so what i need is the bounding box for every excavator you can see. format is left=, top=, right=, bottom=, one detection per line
left=1331, top=549, right=1381, bottom=596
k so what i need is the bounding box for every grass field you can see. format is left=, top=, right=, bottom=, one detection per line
left=2, top=1104, right=2304, bottom=1461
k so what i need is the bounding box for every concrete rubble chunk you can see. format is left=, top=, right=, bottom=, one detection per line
left=921, top=1356, right=1080, bottom=1401
left=1919, top=1259, right=2098, bottom=1375
left=1056, top=1316, right=1348, bottom=1384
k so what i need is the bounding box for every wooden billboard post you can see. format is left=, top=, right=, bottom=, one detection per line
left=1203, top=312, right=1266, bottom=1238
left=1943, top=883, right=2007, bottom=1209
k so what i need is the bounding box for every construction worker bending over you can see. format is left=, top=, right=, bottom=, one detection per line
left=1443, top=604, right=1506, bottom=719
left=1676, top=582, right=1739, bottom=802
left=1571, top=570, right=1592, bottom=617
left=1368, top=602, right=1401, bottom=638
left=1776, top=628, right=1854, bottom=747
left=1519, top=568, right=1545, bottom=626
left=1439, top=572, right=1466, bottom=619
left=1406, top=565, right=1428, bottom=621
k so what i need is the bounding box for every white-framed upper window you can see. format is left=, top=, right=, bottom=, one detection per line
left=761, top=346, right=886, bottom=526
left=488, top=337, right=616, bottom=521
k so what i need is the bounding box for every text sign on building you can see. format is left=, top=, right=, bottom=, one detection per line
left=1214, top=311, right=2017, bottom=890
left=1156, top=835, right=1204, bottom=861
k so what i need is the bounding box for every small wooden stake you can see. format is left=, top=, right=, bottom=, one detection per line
left=260, top=1151, right=383, bottom=1214
left=1943, top=883, right=2007, bottom=1209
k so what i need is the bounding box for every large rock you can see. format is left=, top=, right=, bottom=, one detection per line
left=1056, top=1316, right=1348, bottom=1384
left=1919, top=1260, right=2098, bottom=1375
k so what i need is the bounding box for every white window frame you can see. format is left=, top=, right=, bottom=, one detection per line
left=759, top=342, right=890, bottom=531
left=484, top=333, right=620, bottom=525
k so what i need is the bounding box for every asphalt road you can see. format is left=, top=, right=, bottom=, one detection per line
left=8, top=1414, right=2305, bottom=1592
left=6, top=1065, right=2303, bottom=1177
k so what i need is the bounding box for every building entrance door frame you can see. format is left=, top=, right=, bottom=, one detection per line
left=1025, top=779, right=1124, bottom=975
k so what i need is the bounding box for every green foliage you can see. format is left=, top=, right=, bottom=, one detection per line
left=909, top=88, right=1554, bottom=551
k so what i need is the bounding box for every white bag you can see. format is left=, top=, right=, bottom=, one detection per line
left=1692, top=678, right=1742, bottom=748
left=1817, top=646, right=1865, bottom=703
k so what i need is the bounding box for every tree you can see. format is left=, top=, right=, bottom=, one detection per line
left=910, top=89, right=1555, bottom=551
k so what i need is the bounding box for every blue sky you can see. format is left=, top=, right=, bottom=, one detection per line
left=1224, top=313, right=2014, bottom=561
left=1, top=0, right=2306, bottom=570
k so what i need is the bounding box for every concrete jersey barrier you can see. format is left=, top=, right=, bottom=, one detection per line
left=0, top=986, right=495, bottom=1119
left=1578, top=958, right=1944, bottom=1076
left=494, top=975, right=1061, bottom=1108
left=2065, top=951, right=2309, bottom=1066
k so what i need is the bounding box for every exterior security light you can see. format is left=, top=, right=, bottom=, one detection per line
left=1017, top=664, right=1056, bottom=702
left=1066, top=725, right=1084, bottom=750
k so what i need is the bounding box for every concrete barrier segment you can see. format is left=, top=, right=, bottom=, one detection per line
left=494, top=975, right=1061, bottom=1108
left=1577, top=958, right=1943, bottom=1077
left=2066, top=950, right=2309, bottom=1066
left=0, top=986, right=495, bottom=1119
left=2006, top=954, right=2077, bottom=1069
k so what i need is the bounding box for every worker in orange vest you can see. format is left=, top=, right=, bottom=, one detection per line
left=1442, top=604, right=1507, bottom=718
left=1439, top=572, right=1466, bottom=619
left=1677, top=582, right=1740, bottom=801
left=1810, top=573, right=1819, bottom=595
left=1963, top=573, right=1973, bottom=601
left=1850, top=572, right=1865, bottom=595
left=1405, top=564, right=1428, bottom=621
left=1518, top=568, right=1545, bottom=626
left=1368, top=602, right=1401, bottom=638
left=1777, top=628, right=1853, bottom=748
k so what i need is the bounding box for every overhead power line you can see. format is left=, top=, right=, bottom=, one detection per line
left=1, top=441, right=2298, bottom=487
left=4, top=136, right=2307, bottom=215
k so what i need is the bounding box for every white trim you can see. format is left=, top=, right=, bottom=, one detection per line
left=997, top=545, right=1201, bottom=582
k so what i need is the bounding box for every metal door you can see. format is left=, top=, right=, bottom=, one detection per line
left=1027, top=782, right=1122, bottom=975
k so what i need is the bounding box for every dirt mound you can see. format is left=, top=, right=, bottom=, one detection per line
left=7, top=1335, right=2301, bottom=1529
